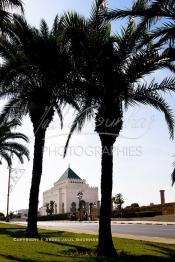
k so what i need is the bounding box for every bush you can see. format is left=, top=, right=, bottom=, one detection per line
left=131, top=203, right=139, bottom=208
left=121, top=212, right=137, bottom=218
left=0, top=212, right=5, bottom=221
left=112, top=210, right=162, bottom=218
left=135, top=211, right=162, bottom=217
left=37, top=213, right=70, bottom=221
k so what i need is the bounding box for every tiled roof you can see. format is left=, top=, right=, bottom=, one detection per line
left=57, top=168, right=82, bottom=182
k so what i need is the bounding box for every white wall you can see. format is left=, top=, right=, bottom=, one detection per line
left=42, top=179, right=98, bottom=214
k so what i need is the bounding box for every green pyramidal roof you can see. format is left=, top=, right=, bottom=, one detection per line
left=58, top=168, right=82, bottom=182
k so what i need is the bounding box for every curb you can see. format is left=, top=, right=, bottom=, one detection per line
left=10, top=220, right=175, bottom=226
left=111, top=221, right=175, bottom=226
left=37, top=220, right=175, bottom=226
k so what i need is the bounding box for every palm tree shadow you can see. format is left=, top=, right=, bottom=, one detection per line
left=0, top=227, right=26, bottom=238
left=0, top=226, right=68, bottom=238
left=38, top=241, right=175, bottom=262
left=0, top=255, right=40, bottom=262
left=145, top=243, right=175, bottom=259
left=42, top=240, right=93, bottom=253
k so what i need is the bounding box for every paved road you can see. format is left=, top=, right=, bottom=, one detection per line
left=39, top=221, right=175, bottom=238
left=14, top=221, right=175, bottom=241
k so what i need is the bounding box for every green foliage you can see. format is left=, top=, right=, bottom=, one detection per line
left=112, top=193, right=124, bottom=210
left=131, top=203, right=140, bottom=208
left=0, top=118, right=29, bottom=167
left=0, top=14, right=79, bottom=237
left=45, top=201, right=55, bottom=216
left=0, top=0, right=23, bottom=27
left=0, top=14, right=78, bottom=130
left=0, top=212, right=5, bottom=220
left=38, top=213, right=70, bottom=221
left=9, top=211, right=15, bottom=219
left=63, top=1, right=175, bottom=156
left=106, top=0, right=175, bottom=49
left=135, top=211, right=162, bottom=217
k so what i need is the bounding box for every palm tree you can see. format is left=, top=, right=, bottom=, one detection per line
left=105, top=0, right=175, bottom=186
left=0, top=15, right=77, bottom=237
left=63, top=0, right=175, bottom=257
left=0, top=0, right=23, bottom=26
left=112, top=193, right=124, bottom=210
left=105, top=0, right=175, bottom=45
left=112, top=193, right=124, bottom=217
left=0, top=117, right=29, bottom=166
left=0, top=117, right=29, bottom=222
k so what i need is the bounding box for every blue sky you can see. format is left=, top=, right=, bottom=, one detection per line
left=0, top=0, right=175, bottom=214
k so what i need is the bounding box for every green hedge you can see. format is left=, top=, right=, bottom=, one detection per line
left=37, top=213, right=70, bottom=221
left=135, top=211, right=162, bottom=217
left=0, top=212, right=5, bottom=221
left=112, top=210, right=162, bottom=218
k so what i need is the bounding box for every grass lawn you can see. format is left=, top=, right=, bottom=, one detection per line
left=0, top=223, right=175, bottom=261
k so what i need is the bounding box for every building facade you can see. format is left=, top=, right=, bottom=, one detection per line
left=40, top=167, right=98, bottom=215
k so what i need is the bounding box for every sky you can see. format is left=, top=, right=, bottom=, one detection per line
left=0, top=0, right=175, bottom=215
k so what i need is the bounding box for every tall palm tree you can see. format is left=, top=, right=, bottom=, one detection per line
left=0, top=0, right=23, bottom=26
left=63, top=0, right=175, bottom=257
left=105, top=0, right=175, bottom=186
left=0, top=117, right=29, bottom=166
left=0, top=116, right=29, bottom=222
left=0, top=15, right=77, bottom=237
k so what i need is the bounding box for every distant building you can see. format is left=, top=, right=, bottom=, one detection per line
left=39, top=167, right=99, bottom=215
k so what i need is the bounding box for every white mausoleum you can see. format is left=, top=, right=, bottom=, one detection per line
left=40, top=167, right=98, bottom=215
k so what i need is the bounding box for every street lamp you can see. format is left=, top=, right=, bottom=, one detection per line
left=6, top=165, right=25, bottom=222
left=6, top=161, right=12, bottom=222
left=89, top=203, right=93, bottom=221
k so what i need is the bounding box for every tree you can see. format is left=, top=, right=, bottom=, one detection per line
left=45, top=201, right=55, bottom=215
left=0, top=117, right=29, bottom=222
left=63, top=0, right=175, bottom=257
left=0, top=118, right=29, bottom=166
left=0, top=15, right=77, bottom=237
left=0, top=0, right=23, bottom=27
left=105, top=0, right=175, bottom=186
left=112, top=193, right=124, bottom=210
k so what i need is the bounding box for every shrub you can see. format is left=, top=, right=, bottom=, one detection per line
left=0, top=212, right=5, bottom=221
left=37, top=213, right=70, bottom=221
left=131, top=203, right=139, bottom=208
left=135, top=211, right=162, bottom=217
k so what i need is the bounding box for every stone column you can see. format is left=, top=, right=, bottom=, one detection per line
left=160, top=190, right=165, bottom=205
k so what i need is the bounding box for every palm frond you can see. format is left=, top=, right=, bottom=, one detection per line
left=147, top=77, right=175, bottom=93
left=64, top=104, right=94, bottom=157
left=55, top=104, right=63, bottom=129
left=0, top=151, right=11, bottom=167
left=130, top=90, right=174, bottom=139
left=171, top=167, right=175, bottom=186
left=2, top=132, right=29, bottom=142
left=40, top=19, right=49, bottom=39
left=0, top=0, right=24, bottom=12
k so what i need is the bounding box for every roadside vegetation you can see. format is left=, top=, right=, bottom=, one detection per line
left=0, top=223, right=175, bottom=262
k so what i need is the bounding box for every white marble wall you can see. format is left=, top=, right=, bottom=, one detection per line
left=42, top=179, right=98, bottom=214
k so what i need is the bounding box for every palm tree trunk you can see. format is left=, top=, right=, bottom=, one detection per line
left=26, top=127, right=46, bottom=237
left=98, top=136, right=117, bottom=257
